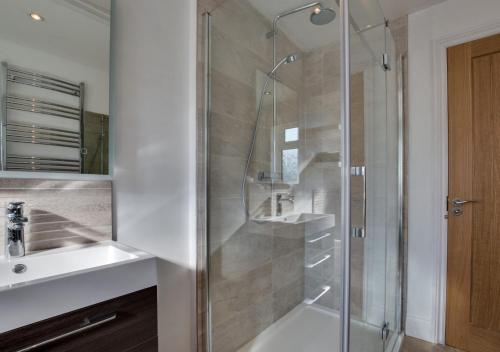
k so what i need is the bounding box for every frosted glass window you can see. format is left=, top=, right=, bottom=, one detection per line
left=282, top=148, right=298, bottom=182
left=284, top=127, right=299, bottom=142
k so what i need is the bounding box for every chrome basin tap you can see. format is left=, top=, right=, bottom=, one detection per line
left=6, top=202, right=28, bottom=258
left=276, top=193, right=294, bottom=217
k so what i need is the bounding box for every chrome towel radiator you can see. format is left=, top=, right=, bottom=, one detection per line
left=0, top=63, right=85, bottom=173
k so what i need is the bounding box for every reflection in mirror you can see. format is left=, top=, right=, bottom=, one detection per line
left=0, top=0, right=110, bottom=175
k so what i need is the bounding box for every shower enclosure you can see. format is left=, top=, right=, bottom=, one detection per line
left=201, top=0, right=402, bottom=351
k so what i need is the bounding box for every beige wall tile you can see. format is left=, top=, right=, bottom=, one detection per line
left=0, top=179, right=112, bottom=255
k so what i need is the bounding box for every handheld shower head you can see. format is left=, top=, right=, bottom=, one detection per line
left=286, top=53, right=301, bottom=63
left=242, top=51, right=302, bottom=218
left=268, top=53, right=302, bottom=77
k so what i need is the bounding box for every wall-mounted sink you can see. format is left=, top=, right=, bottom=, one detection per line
left=253, top=213, right=335, bottom=225
left=0, top=241, right=157, bottom=333
left=0, top=241, right=148, bottom=291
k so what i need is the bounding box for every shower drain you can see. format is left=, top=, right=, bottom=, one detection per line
left=12, top=263, right=27, bottom=274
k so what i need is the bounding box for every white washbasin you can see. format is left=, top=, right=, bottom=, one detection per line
left=0, top=241, right=151, bottom=291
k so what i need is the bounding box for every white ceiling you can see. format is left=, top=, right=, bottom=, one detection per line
left=0, top=0, right=110, bottom=70
left=380, top=0, right=446, bottom=20
left=61, top=0, right=111, bottom=22
left=78, top=0, right=111, bottom=13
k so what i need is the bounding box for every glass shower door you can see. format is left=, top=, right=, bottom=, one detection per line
left=348, top=1, right=401, bottom=351
left=348, top=18, right=387, bottom=352
left=383, top=25, right=402, bottom=352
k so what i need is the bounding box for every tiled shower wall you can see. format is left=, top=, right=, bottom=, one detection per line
left=0, top=179, right=112, bottom=255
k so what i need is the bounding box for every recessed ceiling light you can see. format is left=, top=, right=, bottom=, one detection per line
left=29, top=12, right=44, bottom=22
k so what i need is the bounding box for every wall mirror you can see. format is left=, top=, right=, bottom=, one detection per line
left=0, top=0, right=111, bottom=177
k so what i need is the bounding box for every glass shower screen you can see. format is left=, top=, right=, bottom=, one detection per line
left=202, top=0, right=402, bottom=351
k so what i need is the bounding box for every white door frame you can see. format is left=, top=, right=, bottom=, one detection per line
left=432, top=19, right=500, bottom=344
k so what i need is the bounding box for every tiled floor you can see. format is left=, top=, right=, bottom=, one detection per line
left=402, top=337, right=462, bottom=352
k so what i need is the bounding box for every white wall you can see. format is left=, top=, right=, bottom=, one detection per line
left=111, top=0, right=197, bottom=351
left=408, top=0, right=500, bottom=343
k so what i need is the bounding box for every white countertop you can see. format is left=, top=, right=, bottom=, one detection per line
left=0, top=241, right=157, bottom=332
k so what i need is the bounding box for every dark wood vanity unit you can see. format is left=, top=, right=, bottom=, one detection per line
left=0, top=287, right=158, bottom=352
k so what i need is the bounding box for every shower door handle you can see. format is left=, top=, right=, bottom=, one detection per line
left=351, top=166, right=366, bottom=238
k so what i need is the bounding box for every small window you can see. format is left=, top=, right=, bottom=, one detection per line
left=284, top=127, right=299, bottom=142
left=282, top=148, right=298, bottom=183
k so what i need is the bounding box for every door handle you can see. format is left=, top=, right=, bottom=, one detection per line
left=351, top=165, right=366, bottom=238
left=15, top=313, right=117, bottom=352
left=449, top=198, right=477, bottom=216
left=451, top=198, right=477, bottom=207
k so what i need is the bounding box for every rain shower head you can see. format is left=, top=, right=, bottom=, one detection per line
left=267, top=2, right=336, bottom=38
left=310, top=6, right=336, bottom=25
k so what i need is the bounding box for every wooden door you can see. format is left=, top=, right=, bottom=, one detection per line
left=447, top=33, right=500, bottom=352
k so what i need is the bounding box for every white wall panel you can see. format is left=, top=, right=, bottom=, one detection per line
left=111, top=0, right=197, bottom=350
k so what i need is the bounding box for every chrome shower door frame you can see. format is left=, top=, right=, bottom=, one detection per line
left=340, top=0, right=351, bottom=351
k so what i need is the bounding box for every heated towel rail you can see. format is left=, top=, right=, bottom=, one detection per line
left=0, top=62, right=85, bottom=173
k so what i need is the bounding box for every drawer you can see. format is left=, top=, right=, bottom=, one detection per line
left=125, top=337, right=159, bottom=352
left=0, top=287, right=158, bottom=352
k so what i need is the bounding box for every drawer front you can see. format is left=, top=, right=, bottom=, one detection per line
left=0, top=287, right=158, bottom=352
left=125, top=337, right=159, bottom=352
